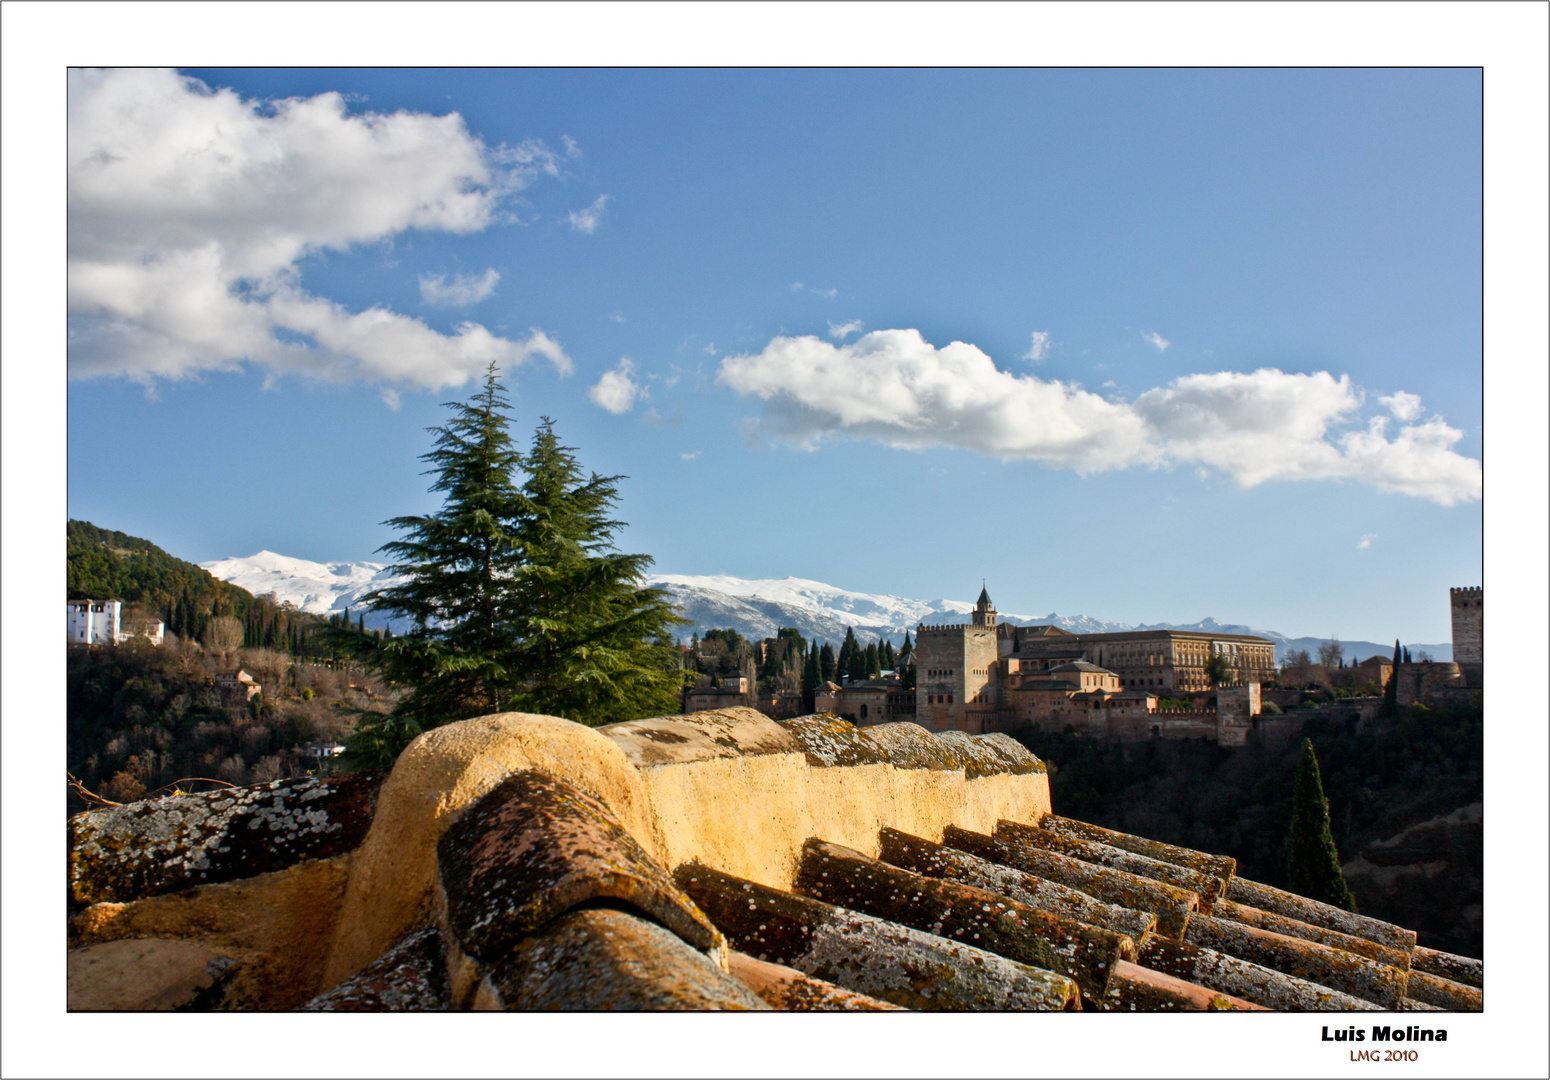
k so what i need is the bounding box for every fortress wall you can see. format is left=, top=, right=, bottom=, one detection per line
left=1450, top=587, right=1482, bottom=667
left=627, top=753, right=1049, bottom=893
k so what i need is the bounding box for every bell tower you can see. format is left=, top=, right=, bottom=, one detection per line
left=972, top=584, right=997, bottom=628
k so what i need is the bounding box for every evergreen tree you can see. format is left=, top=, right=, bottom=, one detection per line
left=1285, top=739, right=1359, bottom=912
left=837, top=627, right=864, bottom=683
left=340, top=365, right=684, bottom=765
left=801, top=642, right=821, bottom=713
left=864, top=642, right=881, bottom=678
left=819, top=642, right=836, bottom=684
left=1380, top=639, right=1401, bottom=718
left=498, top=418, right=685, bottom=723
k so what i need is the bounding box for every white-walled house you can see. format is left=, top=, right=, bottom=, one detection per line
left=67, top=600, right=165, bottom=646
left=68, top=600, right=122, bottom=645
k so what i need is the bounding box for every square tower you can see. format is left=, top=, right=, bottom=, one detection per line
left=1450, top=586, right=1482, bottom=676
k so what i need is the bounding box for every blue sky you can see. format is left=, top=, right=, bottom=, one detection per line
left=65, top=67, right=1483, bottom=642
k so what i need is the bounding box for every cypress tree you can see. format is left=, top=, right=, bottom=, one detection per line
left=1285, top=738, right=1358, bottom=912
left=1380, top=639, right=1400, bottom=718
left=864, top=642, right=881, bottom=678
left=820, top=642, right=836, bottom=684
left=801, top=642, right=821, bottom=713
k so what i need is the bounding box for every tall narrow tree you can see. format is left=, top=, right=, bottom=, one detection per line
left=1380, top=639, right=1401, bottom=717
left=1285, top=738, right=1359, bottom=912
left=801, top=642, right=821, bottom=713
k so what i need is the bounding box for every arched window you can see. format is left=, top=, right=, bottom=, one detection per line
left=860, top=704, right=868, bottom=718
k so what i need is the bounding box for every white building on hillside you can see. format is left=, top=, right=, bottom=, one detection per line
left=68, top=599, right=121, bottom=645
left=67, top=600, right=166, bottom=646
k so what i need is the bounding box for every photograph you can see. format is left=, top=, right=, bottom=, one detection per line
left=4, top=5, right=1546, bottom=1079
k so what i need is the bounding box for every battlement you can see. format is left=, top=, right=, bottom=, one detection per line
left=1450, top=586, right=1482, bottom=597
left=917, top=622, right=993, bottom=634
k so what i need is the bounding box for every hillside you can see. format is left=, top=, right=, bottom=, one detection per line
left=68, top=521, right=329, bottom=651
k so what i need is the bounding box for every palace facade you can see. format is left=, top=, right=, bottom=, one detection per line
left=913, top=587, right=1276, bottom=735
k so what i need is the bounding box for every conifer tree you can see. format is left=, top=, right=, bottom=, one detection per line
left=499, top=418, right=685, bottom=722
left=339, top=364, right=683, bottom=765
left=801, top=642, right=821, bottom=713
left=1380, top=639, right=1401, bottom=718
left=820, top=642, right=836, bottom=684
left=1285, top=738, right=1358, bottom=912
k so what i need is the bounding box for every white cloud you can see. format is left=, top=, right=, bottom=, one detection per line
left=703, top=343, right=718, bottom=356
left=789, top=282, right=804, bottom=292
left=67, top=68, right=569, bottom=391
left=717, top=329, right=1482, bottom=505
left=1380, top=390, right=1424, bottom=422
left=1023, top=330, right=1051, bottom=361
left=828, top=319, right=864, bottom=340
left=813, top=287, right=838, bottom=299
left=587, top=358, right=642, bottom=414
left=718, top=329, right=1154, bottom=472
left=567, top=194, right=609, bottom=234
left=419, top=268, right=500, bottom=307
left=681, top=451, right=701, bottom=461
left=1358, top=533, right=1377, bottom=549
left=1141, top=330, right=1170, bottom=352
left=609, top=312, right=625, bottom=323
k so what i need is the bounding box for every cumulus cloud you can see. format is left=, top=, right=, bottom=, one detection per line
left=717, top=329, right=1482, bottom=505
left=1358, top=534, right=1377, bottom=549
left=587, top=358, right=642, bottom=414
left=66, top=68, right=570, bottom=391
left=1141, top=330, right=1170, bottom=352
left=1023, top=330, right=1051, bottom=362
left=828, top=319, right=864, bottom=340
left=419, top=268, right=500, bottom=307
left=567, top=194, right=609, bottom=234
left=718, top=329, right=1154, bottom=472
left=1380, top=390, right=1424, bottom=422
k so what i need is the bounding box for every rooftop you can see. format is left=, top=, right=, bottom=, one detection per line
left=67, top=708, right=1480, bottom=1013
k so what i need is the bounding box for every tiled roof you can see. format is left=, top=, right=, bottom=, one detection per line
left=66, top=707, right=1480, bottom=1013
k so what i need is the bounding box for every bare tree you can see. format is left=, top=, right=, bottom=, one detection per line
left=1317, top=638, right=1344, bottom=671
left=1282, top=649, right=1314, bottom=685
left=202, top=616, right=244, bottom=662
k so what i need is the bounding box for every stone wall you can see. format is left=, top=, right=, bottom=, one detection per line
left=913, top=624, right=998, bottom=733
left=1449, top=587, right=1482, bottom=666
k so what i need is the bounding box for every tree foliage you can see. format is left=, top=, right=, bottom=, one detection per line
left=1285, top=738, right=1359, bottom=912
left=340, top=364, right=684, bottom=765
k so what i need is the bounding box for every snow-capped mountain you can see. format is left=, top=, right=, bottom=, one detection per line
left=200, top=550, right=404, bottom=629
left=198, top=551, right=1449, bottom=662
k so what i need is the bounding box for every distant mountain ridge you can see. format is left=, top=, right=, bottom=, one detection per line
left=198, top=551, right=1450, bottom=664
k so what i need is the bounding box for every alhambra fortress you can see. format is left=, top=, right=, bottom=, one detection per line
left=789, top=585, right=1481, bottom=747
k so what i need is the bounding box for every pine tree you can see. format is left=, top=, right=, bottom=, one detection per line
left=1285, top=739, right=1358, bottom=912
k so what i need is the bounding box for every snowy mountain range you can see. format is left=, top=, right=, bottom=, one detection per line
left=199, top=551, right=1449, bottom=664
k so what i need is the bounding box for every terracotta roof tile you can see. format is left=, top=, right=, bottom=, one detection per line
left=66, top=706, right=1480, bottom=1014
left=675, top=862, right=1079, bottom=1011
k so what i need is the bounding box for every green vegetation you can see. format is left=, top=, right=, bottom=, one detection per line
left=1011, top=695, right=1481, bottom=955
left=66, top=638, right=373, bottom=814
left=334, top=364, right=685, bottom=765
left=68, top=519, right=332, bottom=655
left=1285, top=738, right=1358, bottom=911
